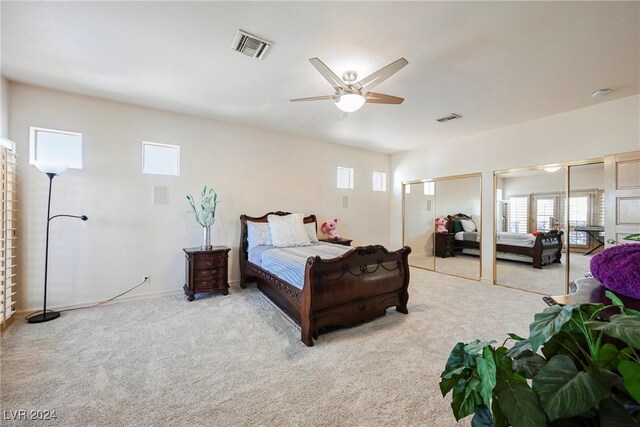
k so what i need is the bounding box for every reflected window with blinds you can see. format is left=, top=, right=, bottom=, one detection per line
left=507, top=196, right=528, bottom=233
left=1, top=140, right=17, bottom=327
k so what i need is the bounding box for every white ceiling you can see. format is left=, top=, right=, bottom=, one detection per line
left=2, top=2, right=638, bottom=153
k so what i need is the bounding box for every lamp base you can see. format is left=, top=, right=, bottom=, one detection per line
left=27, top=311, right=60, bottom=324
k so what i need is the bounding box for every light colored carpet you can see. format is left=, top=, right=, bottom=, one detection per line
left=409, top=255, right=480, bottom=281
left=1, top=268, right=545, bottom=427
left=495, top=254, right=593, bottom=296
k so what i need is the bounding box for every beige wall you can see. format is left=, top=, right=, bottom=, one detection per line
left=10, top=82, right=392, bottom=310
left=0, top=76, right=8, bottom=138
left=391, top=94, right=640, bottom=283
left=503, top=163, right=604, bottom=197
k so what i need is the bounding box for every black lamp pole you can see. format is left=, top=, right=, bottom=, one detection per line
left=28, top=171, right=88, bottom=324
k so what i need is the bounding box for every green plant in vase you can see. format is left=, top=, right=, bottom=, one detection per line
left=187, top=185, right=218, bottom=250
left=440, top=291, right=640, bottom=426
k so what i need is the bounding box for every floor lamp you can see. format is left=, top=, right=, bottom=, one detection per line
left=28, top=163, right=88, bottom=324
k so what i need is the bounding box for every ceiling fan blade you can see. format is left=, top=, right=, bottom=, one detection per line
left=365, top=92, right=404, bottom=104
left=290, top=95, right=334, bottom=102
left=309, top=57, right=348, bottom=90
left=357, top=58, right=408, bottom=91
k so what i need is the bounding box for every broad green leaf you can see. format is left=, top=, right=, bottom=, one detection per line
left=443, top=342, right=470, bottom=372
left=506, top=339, right=532, bottom=359
left=476, top=347, right=497, bottom=406
left=602, top=291, right=640, bottom=316
left=492, top=398, right=508, bottom=427
left=511, top=350, right=547, bottom=379
left=606, top=290, right=625, bottom=307
left=586, top=315, right=640, bottom=349
left=541, top=330, right=586, bottom=362
left=529, top=305, right=575, bottom=352
left=619, top=361, right=640, bottom=404
left=593, top=343, right=628, bottom=370
left=451, top=383, right=482, bottom=421
left=532, top=354, right=616, bottom=420
left=495, top=347, right=526, bottom=384
left=439, top=374, right=462, bottom=397
left=508, top=332, right=526, bottom=341
left=495, top=381, right=546, bottom=427
left=471, top=404, right=492, bottom=427
left=464, top=340, right=497, bottom=355
left=599, top=397, right=640, bottom=427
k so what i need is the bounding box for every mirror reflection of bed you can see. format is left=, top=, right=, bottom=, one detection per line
left=403, top=174, right=481, bottom=281
left=494, top=162, right=605, bottom=295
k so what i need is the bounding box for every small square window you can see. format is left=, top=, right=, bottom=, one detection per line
left=423, top=181, right=435, bottom=196
left=337, top=166, right=354, bottom=189
left=142, top=142, right=180, bottom=176
left=29, top=127, right=83, bottom=169
left=372, top=171, right=387, bottom=192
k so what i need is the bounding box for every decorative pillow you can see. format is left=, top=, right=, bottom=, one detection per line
left=590, top=244, right=640, bottom=299
left=304, top=222, right=319, bottom=243
left=453, top=220, right=464, bottom=233
left=267, top=214, right=311, bottom=247
left=246, top=222, right=271, bottom=251
left=460, top=219, right=476, bottom=232
left=471, top=214, right=480, bottom=230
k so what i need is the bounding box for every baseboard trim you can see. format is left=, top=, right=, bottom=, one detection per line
left=15, top=279, right=242, bottom=318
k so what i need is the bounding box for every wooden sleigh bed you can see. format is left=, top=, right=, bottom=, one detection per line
left=239, top=211, right=411, bottom=346
left=446, top=213, right=563, bottom=269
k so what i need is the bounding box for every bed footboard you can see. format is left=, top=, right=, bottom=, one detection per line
left=300, top=245, right=411, bottom=346
left=531, top=230, right=564, bottom=269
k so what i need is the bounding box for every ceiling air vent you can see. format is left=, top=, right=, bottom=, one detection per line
left=231, top=30, right=273, bottom=60
left=436, top=113, right=462, bottom=123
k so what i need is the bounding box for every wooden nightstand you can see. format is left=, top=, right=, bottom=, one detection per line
left=183, top=246, right=230, bottom=301
left=319, top=238, right=353, bottom=246
left=435, top=233, right=455, bottom=258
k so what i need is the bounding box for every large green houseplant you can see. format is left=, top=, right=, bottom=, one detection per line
left=440, top=292, right=640, bottom=426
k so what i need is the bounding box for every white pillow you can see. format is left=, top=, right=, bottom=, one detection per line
left=460, top=219, right=477, bottom=232
left=246, top=222, right=271, bottom=251
left=471, top=214, right=481, bottom=230
left=304, top=222, right=319, bottom=243
left=267, top=214, right=311, bottom=247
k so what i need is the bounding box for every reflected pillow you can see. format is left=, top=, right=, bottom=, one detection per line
left=471, top=214, right=480, bottom=230
left=460, top=219, right=477, bottom=232
left=453, top=220, right=464, bottom=233
left=268, top=213, right=311, bottom=247
left=247, top=222, right=271, bottom=251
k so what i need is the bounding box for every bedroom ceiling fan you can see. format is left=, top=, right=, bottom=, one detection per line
left=291, top=57, right=408, bottom=113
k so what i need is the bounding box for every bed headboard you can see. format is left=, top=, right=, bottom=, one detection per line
left=446, top=213, right=472, bottom=233
left=239, top=211, right=317, bottom=262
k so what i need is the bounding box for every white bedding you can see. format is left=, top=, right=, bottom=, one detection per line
left=496, top=232, right=536, bottom=248
left=247, top=242, right=351, bottom=289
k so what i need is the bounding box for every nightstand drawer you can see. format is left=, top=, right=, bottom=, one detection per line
left=194, top=268, right=223, bottom=281
left=194, top=256, right=225, bottom=270
left=193, top=278, right=224, bottom=290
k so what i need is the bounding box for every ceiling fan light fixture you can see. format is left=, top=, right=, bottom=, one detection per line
left=335, top=94, right=365, bottom=113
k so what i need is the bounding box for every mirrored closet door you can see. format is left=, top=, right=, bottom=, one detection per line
left=494, top=167, right=568, bottom=295
left=403, top=181, right=436, bottom=271
left=433, top=175, right=481, bottom=280
left=567, top=162, right=605, bottom=285
left=403, top=174, right=482, bottom=281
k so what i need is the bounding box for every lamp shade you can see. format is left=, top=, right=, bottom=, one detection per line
left=35, top=163, right=68, bottom=175
left=335, top=94, right=365, bottom=113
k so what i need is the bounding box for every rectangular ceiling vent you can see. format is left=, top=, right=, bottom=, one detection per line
left=231, top=30, right=273, bottom=60
left=436, top=113, right=462, bottom=123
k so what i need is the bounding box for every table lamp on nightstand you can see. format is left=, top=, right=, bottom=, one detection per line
left=27, top=163, right=88, bottom=324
